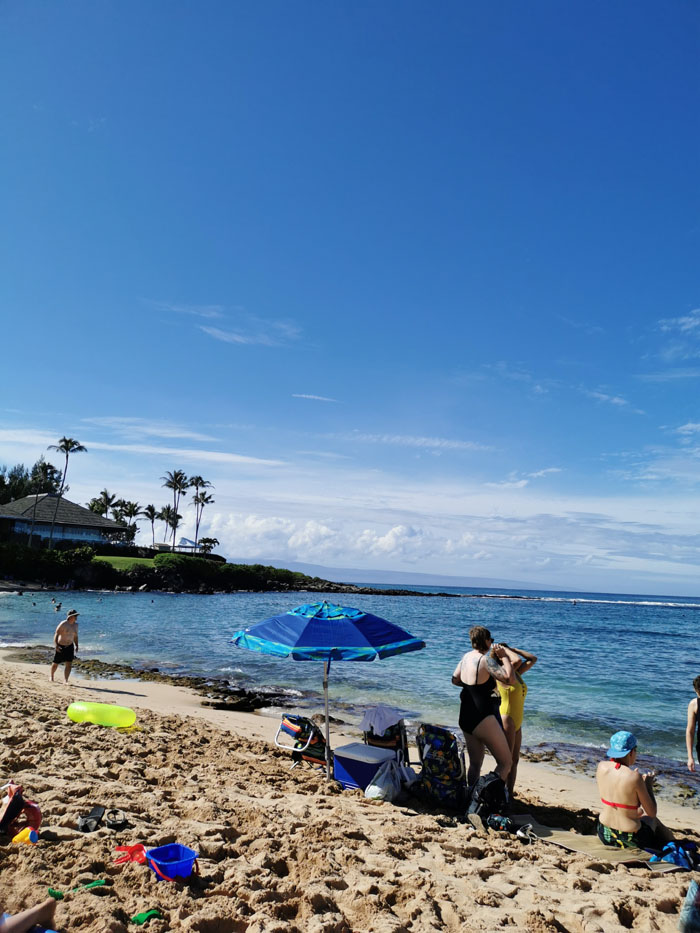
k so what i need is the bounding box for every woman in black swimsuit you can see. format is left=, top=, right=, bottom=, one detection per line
left=452, top=625, right=515, bottom=787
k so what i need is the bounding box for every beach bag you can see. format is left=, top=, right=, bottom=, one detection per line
left=649, top=841, right=699, bottom=870
left=398, top=764, right=419, bottom=787
left=416, top=724, right=467, bottom=810
left=466, top=771, right=509, bottom=820
left=365, top=759, right=403, bottom=802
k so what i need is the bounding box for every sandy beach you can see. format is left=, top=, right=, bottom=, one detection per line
left=1, top=653, right=699, bottom=932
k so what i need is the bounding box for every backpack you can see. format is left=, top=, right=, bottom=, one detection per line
left=416, top=724, right=467, bottom=810
left=466, top=771, right=509, bottom=820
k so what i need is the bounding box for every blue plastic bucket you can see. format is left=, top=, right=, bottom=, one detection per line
left=146, top=843, right=199, bottom=881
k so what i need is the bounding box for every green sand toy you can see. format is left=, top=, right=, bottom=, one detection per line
left=131, top=908, right=163, bottom=925
left=48, top=879, right=107, bottom=900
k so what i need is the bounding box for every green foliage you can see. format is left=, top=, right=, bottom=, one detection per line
left=151, top=553, right=320, bottom=591
left=0, top=542, right=325, bottom=594
left=0, top=456, right=62, bottom=504
left=94, top=555, right=156, bottom=570
left=0, top=542, right=95, bottom=584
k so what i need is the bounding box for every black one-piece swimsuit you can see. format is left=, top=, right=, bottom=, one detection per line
left=459, top=656, right=500, bottom=735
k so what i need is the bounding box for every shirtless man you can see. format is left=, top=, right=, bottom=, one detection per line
left=50, top=609, right=79, bottom=683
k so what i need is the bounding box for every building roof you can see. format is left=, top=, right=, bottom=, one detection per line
left=0, top=494, right=125, bottom=530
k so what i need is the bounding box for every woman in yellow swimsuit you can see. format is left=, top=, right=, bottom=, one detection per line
left=496, top=644, right=537, bottom=797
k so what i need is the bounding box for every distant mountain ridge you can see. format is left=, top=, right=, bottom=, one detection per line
left=225, top=558, right=564, bottom=593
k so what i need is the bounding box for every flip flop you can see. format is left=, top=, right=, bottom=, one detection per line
left=105, top=808, right=128, bottom=830
left=131, top=908, right=163, bottom=925
left=516, top=823, right=538, bottom=845
left=77, top=806, right=105, bottom=832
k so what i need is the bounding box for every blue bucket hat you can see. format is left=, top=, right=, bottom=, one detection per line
left=606, top=731, right=637, bottom=759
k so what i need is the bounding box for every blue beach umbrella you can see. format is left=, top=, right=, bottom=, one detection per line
left=231, top=600, right=426, bottom=778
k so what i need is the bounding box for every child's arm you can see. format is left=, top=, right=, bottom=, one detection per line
left=1, top=897, right=57, bottom=932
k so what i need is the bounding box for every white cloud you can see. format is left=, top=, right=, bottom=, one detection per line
left=332, top=432, right=490, bottom=451
left=147, top=300, right=224, bottom=319
left=675, top=423, right=700, bottom=436
left=292, top=394, right=338, bottom=403
left=81, top=417, right=217, bottom=442
left=485, top=467, right=561, bottom=488
left=637, top=368, right=700, bottom=382
left=201, top=316, right=300, bottom=347
left=0, top=428, right=284, bottom=469
left=86, top=440, right=284, bottom=468
left=659, top=308, right=700, bottom=334
left=485, top=479, right=529, bottom=489
left=583, top=389, right=645, bottom=415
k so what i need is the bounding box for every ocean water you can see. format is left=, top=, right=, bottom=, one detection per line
left=2, top=584, right=699, bottom=790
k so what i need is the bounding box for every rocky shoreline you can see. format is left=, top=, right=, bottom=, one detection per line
left=1, top=645, right=300, bottom=714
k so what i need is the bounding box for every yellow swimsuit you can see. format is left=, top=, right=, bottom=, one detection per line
left=498, top=674, right=528, bottom=730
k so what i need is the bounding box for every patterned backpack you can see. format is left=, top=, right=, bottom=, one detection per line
left=416, top=724, right=467, bottom=810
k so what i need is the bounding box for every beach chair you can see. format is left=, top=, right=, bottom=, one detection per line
left=416, top=723, right=468, bottom=811
left=363, top=719, right=410, bottom=765
left=274, top=714, right=327, bottom=770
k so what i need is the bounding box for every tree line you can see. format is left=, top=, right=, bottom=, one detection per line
left=87, top=470, right=217, bottom=552
left=1, top=437, right=219, bottom=554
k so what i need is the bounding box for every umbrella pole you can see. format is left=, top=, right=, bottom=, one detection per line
left=323, top=660, right=331, bottom=781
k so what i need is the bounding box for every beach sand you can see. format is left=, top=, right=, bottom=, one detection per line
left=1, top=654, right=699, bottom=932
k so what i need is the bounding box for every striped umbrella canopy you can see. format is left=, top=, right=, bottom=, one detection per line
left=231, top=600, right=426, bottom=777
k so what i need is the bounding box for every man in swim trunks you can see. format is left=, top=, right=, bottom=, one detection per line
left=50, top=609, right=79, bottom=683
left=596, top=731, right=672, bottom=850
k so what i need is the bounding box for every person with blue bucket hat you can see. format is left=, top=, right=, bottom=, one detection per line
left=596, top=730, right=673, bottom=850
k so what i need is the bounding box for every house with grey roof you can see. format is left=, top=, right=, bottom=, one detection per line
left=0, top=494, right=127, bottom=547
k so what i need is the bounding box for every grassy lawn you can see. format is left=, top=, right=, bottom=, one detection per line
left=94, top=555, right=155, bottom=570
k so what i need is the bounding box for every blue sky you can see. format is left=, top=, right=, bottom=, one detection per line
left=2, top=2, right=699, bottom=594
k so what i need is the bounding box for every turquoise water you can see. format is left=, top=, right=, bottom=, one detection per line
left=1, top=585, right=699, bottom=780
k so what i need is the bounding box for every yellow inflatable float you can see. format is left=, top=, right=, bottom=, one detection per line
left=67, top=701, right=136, bottom=729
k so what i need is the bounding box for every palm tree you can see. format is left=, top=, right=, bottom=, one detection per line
left=198, top=537, right=219, bottom=554
left=97, top=488, right=116, bottom=516
left=121, top=500, right=141, bottom=539
left=161, top=470, right=189, bottom=548
left=193, top=490, right=215, bottom=549
left=141, top=504, right=158, bottom=548
left=28, top=456, right=61, bottom=548
left=46, top=436, right=87, bottom=548
left=165, top=509, right=182, bottom=546
left=158, top=505, right=175, bottom=546
left=188, top=475, right=212, bottom=498
left=110, top=499, right=127, bottom=524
